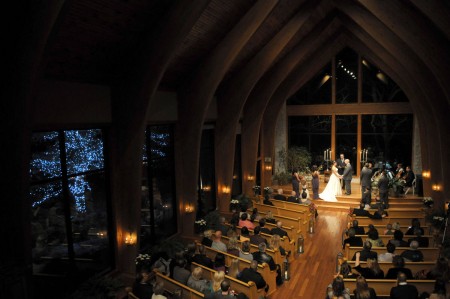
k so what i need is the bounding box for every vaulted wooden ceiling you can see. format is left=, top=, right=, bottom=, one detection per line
left=44, top=0, right=450, bottom=96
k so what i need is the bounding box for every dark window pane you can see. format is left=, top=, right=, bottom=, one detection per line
left=65, top=129, right=104, bottom=175
left=30, top=132, right=62, bottom=182
left=199, top=129, right=216, bottom=216
left=362, top=58, right=408, bottom=103
left=336, top=48, right=358, bottom=103
left=287, top=63, right=332, bottom=105
left=336, top=115, right=357, bottom=166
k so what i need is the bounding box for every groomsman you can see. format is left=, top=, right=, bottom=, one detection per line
left=360, top=163, right=372, bottom=193
left=378, top=170, right=389, bottom=209
left=343, top=159, right=353, bottom=195
left=337, top=153, right=346, bottom=190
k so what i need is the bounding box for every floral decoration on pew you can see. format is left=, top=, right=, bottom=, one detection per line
left=423, top=197, right=433, bottom=207
left=135, top=253, right=152, bottom=270
left=263, top=186, right=273, bottom=195
left=252, top=185, right=261, bottom=196
left=230, top=199, right=240, bottom=211
left=309, top=202, right=318, bottom=218
left=194, top=219, right=207, bottom=233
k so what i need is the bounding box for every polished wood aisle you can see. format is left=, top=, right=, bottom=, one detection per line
left=269, top=210, right=348, bottom=298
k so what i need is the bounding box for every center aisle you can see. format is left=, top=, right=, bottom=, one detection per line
left=271, top=210, right=348, bottom=298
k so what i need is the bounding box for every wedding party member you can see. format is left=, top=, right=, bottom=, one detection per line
left=319, top=161, right=342, bottom=202
left=311, top=165, right=320, bottom=199
left=360, top=163, right=372, bottom=193
left=292, top=169, right=301, bottom=197
left=343, top=159, right=353, bottom=195
left=377, top=170, right=389, bottom=209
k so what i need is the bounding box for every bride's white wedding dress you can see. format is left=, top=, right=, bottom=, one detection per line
left=319, top=166, right=342, bottom=202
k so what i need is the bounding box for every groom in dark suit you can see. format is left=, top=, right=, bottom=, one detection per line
left=337, top=153, right=346, bottom=190
left=343, top=159, right=353, bottom=195
left=360, top=163, right=372, bottom=193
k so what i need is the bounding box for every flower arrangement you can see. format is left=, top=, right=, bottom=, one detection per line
left=252, top=185, right=261, bottom=196
left=135, top=253, right=152, bottom=270
left=230, top=199, right=240, bottom=211
left=432, top=216, right=445, bottom=227
left=230, top=199, right=240, bottom=205
left=194, top=218, right=207, bottom=234
left=423, top=197, right=433, bottom=207
left=263, top=186, right=273, bottom=195
left=348, top=207, right=355, bottom=217
left=195, top=219, right=207, bottom=226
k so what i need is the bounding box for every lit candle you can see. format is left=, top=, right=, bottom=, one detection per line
left=324, top=150, right=326, bottom=160
left=360, top=150, right=362, bottom=161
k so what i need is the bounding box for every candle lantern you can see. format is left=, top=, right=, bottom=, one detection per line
left=297, top=234, right=304, bottom=254
left=283, top=257, right=290, bottom=281
left=308, top=218, right=315, bottom=234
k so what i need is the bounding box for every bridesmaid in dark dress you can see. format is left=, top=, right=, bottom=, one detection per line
left=292, top=169, right=301, bottom=197
left=311, top=165, right=320, bottom=199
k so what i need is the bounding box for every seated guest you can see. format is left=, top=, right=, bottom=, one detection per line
left=408, top=228, right=429, bottom=248
left=366, top=229, right=384, bottom=247
left=265, top=211, right=276, bottom=224
left=187, top=267, right=211, bottom=294
left=270, top=221, right=290, bottom=241
left=250, top=226, right=267, bottom=246
left=250, top=208, right=260, bottom=222
left=343, top=228, right=363, bottom=249
left=392, top=222, right=401, bottom=232
left=352, top=220, right=365, bottom=235
left=239, top=226, right=250, bottom=242
left=385, top=256, right=414, bottom=279
left=263, top=195, right=274, bottom=206
left=384, top=223, right=395, bottom=235
left=213, top=253, right=226, bottom=272
left=339, top=260, right=358, bottom=278
left=273, top=189, right=286, bottom=201
left=361, top=186, right=371, bottom=207
left=389, top=272, right=418, bottom=299
left=170, top=250, right=187, bottom=278
left=286, top=191, right=298, bottom=203
left=426, top=257, right=450, bottom=280
left=229, top=211, right=240, bottom=227
left=239, top=260, right=269, bottom=292
left=252, top=243, right=276, bottom=271
left=210, top=271, right=225, bottom=293
left=366, top=224, right=378, bottom=236
left=378, top=242, right=396, bottom=263
left=299, top=188, right=312, bottom=205
left=326, top=276, right=351, bottom=299
left=389, top=230, right=409, bottom=248
left=405, top=218, right=424, bottom=236
left=238, top=213, right=255, bottom=230
left=353, top=203, right=372, bottom=217
left=352, top=241, right=378, bottom=261
left=205, top=279, right=234, bottom=299
left=211, top=231, right=227, bottom=252
left=353, top=275, right=377, bottom=299
left=151, top=281, right=168, bottom=299
left=239, top=241, right=253, bottom=261
left=173, top=259, right=190, bottom=285
left=353, top=252, right=384, bottom=279
left=185, top=243, right=197, bottom=267
left=218, top=217, right=229, bottom=236
left=192, top=245, right=214, bottom=269
left=401, top=240, right=424, bottom=262
left=227, top=258, right=240, bottom=278
left=300, top=180, right=309, bottom=200
left=226, top=236, right=240, bottom=257
left=133, top=269, right=155, bottom=299
left=258, top=218, right=271, bottom=235
left=371, top=205, right=388, bottom=219
left=269, top=234, right=287, bottom=256
left=202, top=230, right=214, bottom=247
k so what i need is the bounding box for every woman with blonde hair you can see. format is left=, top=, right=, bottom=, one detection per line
left=269, top=234, right=287, bottom=256
left=227, top=258, right=240, bottom=278
left=211, top=270, right=225, bottom=292
left=227, top=236, right=240, bottom=257
left=353, top=252, right=384, bottom=279
left=187, top=267, right=211, bottom=294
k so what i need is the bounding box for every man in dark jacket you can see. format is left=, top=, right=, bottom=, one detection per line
left=343, top=228, right=363, bottom=249
left=400, top=241, right=424, bottom=262
left=389, top=273, right=418, bottom=299
left=258, top=218, right=271, bottom=235
left=377, top=170, right=390, bottom=209
left=360, top=163, right=372, bottom=193
left=270, top=221, right=290, bottom=241
left=407, top=228, right=429, bottom=248
left=352, top=241, right=378, bottom=261
left=252, top=243, right=276, bottom=271
left=352, top=220, right=365, bottom=235
left=273, top=189, right=286, bottom=201
left=239, top=260, right=268, bottom=292
left=286, top=191, right=298, bottom=203
left=250, top=226, right=268, bottom=246
left=191, top=245, right=214, bottom=269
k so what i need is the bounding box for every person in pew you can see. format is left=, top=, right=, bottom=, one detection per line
left=205, top=279, right=235, bottom=299
left=392, top=222, right=401, bottom=232
left=326, top=275, right=351, bottom=299
left=352, top=241, right=378, bottom=261
left=226, top=237, right=240, bottom=257
left=212, top=231, right=228, bottom=252
left=388, top=230, right=409, bottom=248
left=238, top=260, right=269, bottom=293
left=426, top=257, right=450, bottom=280
left=428, top=278, right=447, bottom=299
left=269, top=234, right=288, bottom=256
left=133, top=269, right=155, bottom=299
left=239, top=226, right=250, bottom=243
left=286, top=191, right=299, bottom=203
left=151, top=281, right=168, bottom=299
left=353, top=252, right=384, bottom=279
left=343, top=228, right=363, bottom=249
left=400, top=240, right=424, bottom=262
left=250, top=208, right=260, bottom=222
left=252, top=242, right=277, bottom=271
left=405, top=218, right=425, bottom=236
left=218, top=217, right=229, bottom=236
left=361, top=186, right=372, bottom=207
left=214, top=253, right=227, bottom=272
left=384, top=223, right=395, bottom=235
left=238, top=213, right=255, bottom=230
left=352, top=220, right=365, bottom=235
left=192, top=245, right=214, bottom=269
left=270, top=221, right=290, bottom=241
left=230, top=211, right=240, bottom=227
left=185, top=243, right=197, bottom=268
left=366, top=229, right=384, bottom=247
left=385, top=256, right=414, bottom=279
left=273, top=189, right=286, bottom=201
left=202, top=230, right=214, bottom=247
left=227, top=258, right=240, bottom=278
left=378, top=242, right=396, bottom=263
left=299, top=188, right=312, bottom=205
left=265, top=211, right=277, bottom=224
left=366, top=224, right=378, bottom=236
left=258, top=218, right=271, bottom=235
left=389, top=272, right=418, bottom=299
left=239, top=241, right=253, bottom=261
left=173, top=259, right=191, bottom=285
left=408, top=228, right=429, bottom=248
left=353, top=275, right=377, bottom=299
left=338, top=260, right=358, bottom=278
left=263, top=195, right=274, bottom=206
left=211, top=271, right=225, bottom=293
left=187, top=267, right=212, bottom=295
left=250, top=226, right=267, bottom=246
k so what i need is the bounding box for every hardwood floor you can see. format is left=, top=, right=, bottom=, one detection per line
left=270, top=210, right=348, bottom=298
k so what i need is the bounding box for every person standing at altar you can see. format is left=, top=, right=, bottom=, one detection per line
left=311, top=165, right=320, bottom=199
left=377, top=169, right=389, bottom=209
left=360, top=163, right=372, bottom=194
left=343, top=159, right=353, bottom=195
left=337, top=153, right=346, bottom=190
left=291, top=169, right=301, bottom=198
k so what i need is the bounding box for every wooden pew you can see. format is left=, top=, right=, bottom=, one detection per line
left=358, top=224, right=429, bottom=232
left=221, top=235, right=283, bottom=265
left=227, top=224, right=296, bottom=263
left=253, top=202, right=310, bottom=222
left=344, top=244, right=440, bottom=261
left=352, top=216, right=426, bottom=226
left=346, top=261, right=435, bottom=275
left=196, top=242, right=277, bottom=296
left=190, top=262, right=260, bottom=299
left=252, top=219, right=300, bottom=243
left=343, top=279, right=442, bottom=297
left=355, top=234, right=433, bottom=246
left=154, top=270, right=204, bottom=299
left=365, top=208, right=425, bottom=218
left=269, top=199, right=311, bottom=215
left=250, top=209, right=307, bottom=239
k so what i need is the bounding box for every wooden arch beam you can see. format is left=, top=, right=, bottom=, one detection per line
left=409, top=0, right=450, bottom=40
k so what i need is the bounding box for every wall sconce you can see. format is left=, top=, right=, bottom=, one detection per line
left=247, top=174, right=254, bottom=181
left=185, top=205, right=194, bottom=213
left=124, top=232, right=136, bottom=246
left=222, top=185, right=230, bottom=194
left=202, top=186, right=211, bottom=192
left=232, top=175, right=238, bottom=180
left=422, top=171, right=431, bottom=178
left=432, top=184, right=441, bottom=191
left=265, top=165, right=272, bottom=171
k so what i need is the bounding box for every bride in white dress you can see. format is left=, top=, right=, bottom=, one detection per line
left=319, top=161, right=343, bottom=202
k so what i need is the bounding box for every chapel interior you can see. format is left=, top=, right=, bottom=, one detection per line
left=3, top=1, right=450, bottom=298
